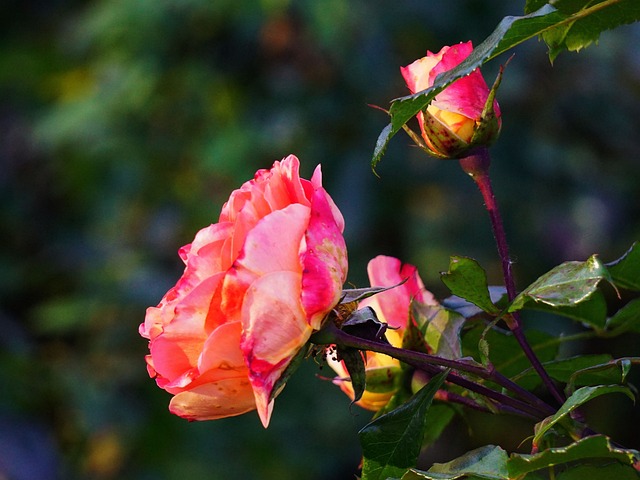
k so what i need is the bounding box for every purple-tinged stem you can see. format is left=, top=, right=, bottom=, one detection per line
left=458, top=147, right=565, bottom=406
left=312, top=322, right=554, bottom=419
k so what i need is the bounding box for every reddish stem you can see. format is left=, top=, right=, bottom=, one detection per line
left=312, top=322, right=554, bottom=419
left=459, top=147, right=565, bottom=406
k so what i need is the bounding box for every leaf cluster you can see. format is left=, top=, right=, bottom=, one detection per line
left=357, top=243, right=640, bottom=479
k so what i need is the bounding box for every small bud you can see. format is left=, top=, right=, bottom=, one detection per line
left=401, top=41, right=502, bottom=159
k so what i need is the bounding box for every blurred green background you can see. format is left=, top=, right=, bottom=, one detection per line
left=1, top=1, right=639, bottom=479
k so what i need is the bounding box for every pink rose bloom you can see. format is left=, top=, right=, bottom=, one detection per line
left=401, top=41, right=501, bottom=158
left=140, top=155, right=348, bottom=427
left=328, top=256, right=437, bottom=411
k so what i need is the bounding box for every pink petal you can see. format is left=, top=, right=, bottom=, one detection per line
left=267, top=155, right=312, bottom=208
left=240, top=270, right=312, bottom=427
left=429, top=42, right=494, bottom=121
left=197, top=321, right=246, bottom=374
left=235, top=204, right=309, bottom=276
left=140, top=223, right=233, bottom=341
left=361, top=256, right=410, bottom=329
left=399, top=262, right=438, bottom=307
left=146, top=274, right=224, bottom=390
left=401, top=53, right=443, bottom=94
left=360, top=256, right=435, bottom=330
left=219, top=204, right=310, bottom=323
left=301, top=189, right=348, bottom=329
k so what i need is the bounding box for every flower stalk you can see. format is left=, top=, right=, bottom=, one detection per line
left=312, top=321, right=555, bottom=419
left=458, top=147, right=565, bottom=406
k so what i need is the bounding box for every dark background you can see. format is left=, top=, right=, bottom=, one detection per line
left=1, top=1, right=639, bottom=478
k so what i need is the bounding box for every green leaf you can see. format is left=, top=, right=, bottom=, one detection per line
left=421, top=404, right=456, bottom=449
left=533, top=385, right=635, bottom=446
left=400, top=445, right=510, bottom=479
left=364, top=365, right=404, bottom=394
left=372, top=5, right=565, bottom=168
left=442, top=287, right=507, bottom=319
left=462, top=324, right=558, bottom=379
left=606, top=298, right=640, bottom=333
left=359, top=369, right=449, bottom=480
left=403, top=306, right=431, bottom=356
left=509, top=255, right=610, bottom=312
left=522, top=289, right=608, bottom=331
left=511, top=354, right=613, bottom=390
left=413, top=302, right=466, bottom=359
left=372, top=122, right=393, bottom=173
left=606, top=242, right=640, bottom=291
left=528, top=0, right=640, bottom=62
left=441, top=257, right=500, bottom=315
left=555, top=462, right=640, bottom=480
left=567, top=357, right=640, bottom=395
left=508, top=435, right=640, bottom=477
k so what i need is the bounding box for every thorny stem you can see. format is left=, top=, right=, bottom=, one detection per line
left=313, top=322, right=555, bottom=420
left=459, top=147, right=565, bottom=406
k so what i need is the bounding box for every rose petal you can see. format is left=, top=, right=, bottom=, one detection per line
left=240, top=270, right=312, bottom=427
left=220, top=204, right=310, bottom=323
left=301, top=188, right=348, bottom=329
left=198, top=321, right=246, bottom=374
left=169, top=377, right=256, bottom=421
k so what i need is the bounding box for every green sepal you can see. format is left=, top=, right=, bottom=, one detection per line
left=341, top=280, right=408, bottom=304
left=336, top=346, right=366, bottom=404
left=469, top=62, right=505, bottom=147
left=269, top=343, right=310, bottom=402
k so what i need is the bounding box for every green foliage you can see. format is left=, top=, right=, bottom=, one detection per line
left=522, top=289, right=608, bottom=331
left=607, top=242, right=640, bottom=291
left=403, top=435, right=640, bottom=480
left=566, top=357, right=639, bottom=395
left=359, top=370, right=449, bottom=480
left=441, top=257, right=501, bottom=316
left=508, top=435, right=640, bottom=478
left=399, top=445, right=510, bottom=479
left=533, top=385, right=635, bottom=446
left=420, top=404, right=457, bottom=449
left=510, top=354, right=613, bottom=390
left=525, top=0, right=640, bottom=61
left=606, top=298, right=640, bottom=333
left=462, top=324, right=558, bottom=379
left=413, top=302, right=466, bottom=359
left=509, top=255, right=611, bottom=312
left=555, top=462, right=640, bottom=480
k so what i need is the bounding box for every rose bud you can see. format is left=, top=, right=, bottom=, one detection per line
left=401, top=41, right=502, bottom=159
left=140, top=155, right=348, bottom=427
left=328, top=256, right=437, bottom=411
